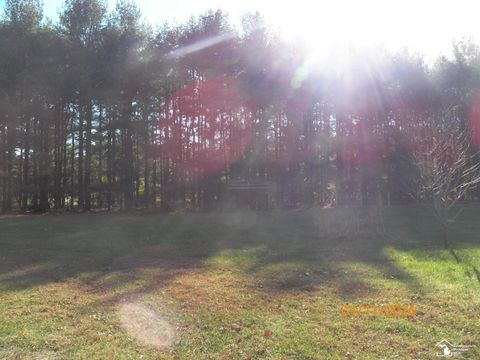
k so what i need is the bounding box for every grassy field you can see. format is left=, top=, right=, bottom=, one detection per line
left=0, top=206, right=479, bottom=359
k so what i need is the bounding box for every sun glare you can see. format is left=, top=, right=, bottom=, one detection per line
left=264, top=1, right=409, bottom=57
left=219, top=0, right=480, bottom=60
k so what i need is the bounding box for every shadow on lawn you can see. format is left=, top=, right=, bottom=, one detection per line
left=0, top=206, right=477, bottom=301
left=387, top=205, right=480, bottom=284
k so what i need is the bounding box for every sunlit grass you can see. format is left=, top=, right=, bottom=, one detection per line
left=0, top=207, right=479, bottom=359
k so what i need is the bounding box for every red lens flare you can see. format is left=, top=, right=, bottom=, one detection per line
left=162, top=76, right=253, bottom=181
left=469, top=89, right=480, bottom=149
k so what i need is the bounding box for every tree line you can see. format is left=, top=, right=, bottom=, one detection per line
left=1, top=0, right=480, bottom=213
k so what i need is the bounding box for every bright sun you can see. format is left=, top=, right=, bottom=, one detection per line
left=233, top=0, right=479, bottom=60
left=264, top=0, right=408, bottom=57
left=141, top=0, right=480, bottom=60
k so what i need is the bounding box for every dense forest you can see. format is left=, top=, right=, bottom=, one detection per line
left=1, top=0, right=480, bottom=213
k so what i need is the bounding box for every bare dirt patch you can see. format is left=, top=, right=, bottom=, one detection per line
left=118, top=297, right=175, bottom=350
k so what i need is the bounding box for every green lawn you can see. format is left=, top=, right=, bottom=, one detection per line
left=0, top=207, right=479, bottom=359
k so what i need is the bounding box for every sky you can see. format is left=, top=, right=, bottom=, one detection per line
left=1, top=0, right=480, bottom=60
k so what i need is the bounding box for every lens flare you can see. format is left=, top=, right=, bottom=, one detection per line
left=162, top=76, right=253, bottom=181
left=469, top=89, right=480, bottom=149
left=291, top=66, right=309, bottom=89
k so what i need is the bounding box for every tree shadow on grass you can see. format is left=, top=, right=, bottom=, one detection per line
left=0, top=206, right=477, bottom=302
left=203, top=207, right=429, bottom=298
left=385, top=205, right=480, bottom=285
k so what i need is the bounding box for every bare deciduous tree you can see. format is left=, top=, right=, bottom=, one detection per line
left=408, top=113, right=480, bottom=248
